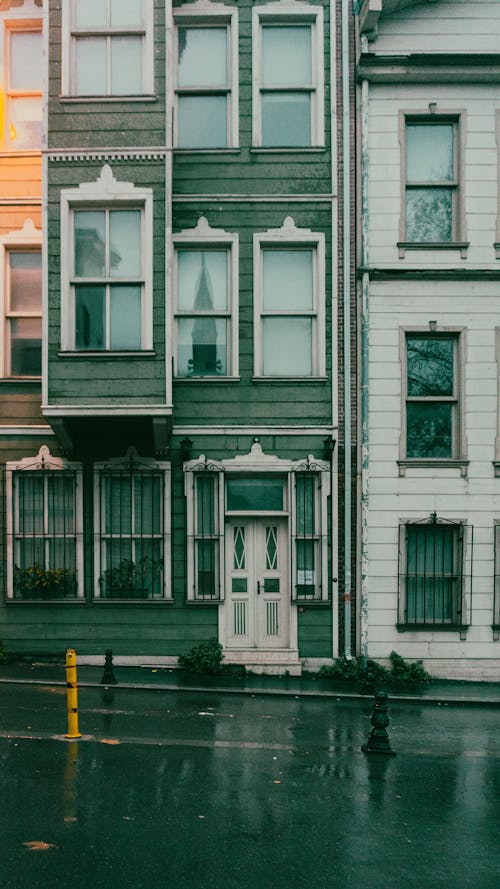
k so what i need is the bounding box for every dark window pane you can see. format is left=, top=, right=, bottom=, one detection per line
left=407, top=403, right=452, bottom=458
left=196, top=540, right=216, bottom=597
left=196, top=476, right=215, bottom=535
left=75, top=285, right=105, bottom=349
left=406, top=525, right=457, bottom=622
left=407, top=338, right=454, bottom=396
left=262, top=93, right=311, bottom=147
left=177, top=317, right=227, bottom=376
left=406, top=188, right=452, bottom=241
left=74, top=211, right=106, bottom=277
left=10, top=318, right=42, bottom=376
left=296, top=476, right=315, bottom=535
left=226, top=478, right=284, bottom=511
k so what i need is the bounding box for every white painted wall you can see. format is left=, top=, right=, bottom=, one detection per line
left=362, top=0, right=500, bottom=678
left=372, top=0, right=500, bottom=56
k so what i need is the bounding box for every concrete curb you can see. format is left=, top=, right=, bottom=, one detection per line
left=1, top=676, right=499, bottom=706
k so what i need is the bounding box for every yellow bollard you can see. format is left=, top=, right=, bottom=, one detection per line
left=65, top=648, right=81, bottom=739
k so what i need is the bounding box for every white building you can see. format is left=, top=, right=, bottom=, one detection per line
left=356, top=0, right=500, bottom=678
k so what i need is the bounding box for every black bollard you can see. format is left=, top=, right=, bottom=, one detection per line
left=362, top=691, right=396, bottom=755
left=101, top=648, right=117, bottom=685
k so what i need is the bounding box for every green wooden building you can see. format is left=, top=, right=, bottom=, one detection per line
left=0, top=0, right=355, bottom=672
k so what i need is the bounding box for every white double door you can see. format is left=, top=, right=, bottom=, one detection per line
left=225, top=518, right=289, bottom=649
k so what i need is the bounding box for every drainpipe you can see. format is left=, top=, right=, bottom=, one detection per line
left=342, top=0, right=352, bottom=657
left=360, top=75, right=370, bottom=664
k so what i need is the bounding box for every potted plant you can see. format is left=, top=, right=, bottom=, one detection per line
left=100, top=555, right=163, bottom=599
left=14, top=563, right=77, bottom=600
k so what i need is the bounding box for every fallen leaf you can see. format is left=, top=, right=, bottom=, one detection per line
left=24, top=841, right=57, bottom=851
left=100, top=738, right=120, bottom=745
left=274, top=780, right=281, bottom=785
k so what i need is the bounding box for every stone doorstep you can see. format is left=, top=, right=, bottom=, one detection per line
left=222, top=648, right=302, bottom=676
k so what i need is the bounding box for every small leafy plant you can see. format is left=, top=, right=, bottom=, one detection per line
left=178, top=639, right=246, bottom=676
left=0, top=640, right=15, bottom=664
left=318, top=651, right=431, bottom=686
left=101, top=556, right=163, bottom=597
left=15, top=563, right=77, bottom=599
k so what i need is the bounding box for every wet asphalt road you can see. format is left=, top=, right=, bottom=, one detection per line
left=1, top=683, right=499, bottom=889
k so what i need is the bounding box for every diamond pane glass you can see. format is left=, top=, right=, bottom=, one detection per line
left=266, top=526, right=278, bottom=570
left=233, top=526, right=245, bottom=570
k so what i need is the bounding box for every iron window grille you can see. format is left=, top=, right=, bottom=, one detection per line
left=97, top=463, right=166, bottom=600
left=291, top=471, right=326, bottom=601
left=189, top=466, right=223, bottom=601
left=398, top=513, right=472, bottom=633
left=5, top=450, right=81, bottom=600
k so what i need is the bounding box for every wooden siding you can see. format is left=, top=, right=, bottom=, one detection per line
left=367, top=83, right=499, bottom=268
left=374, top=0, right=500, bottom=55
left=48, top=0, right=167, bottom=151
left=46, top=160, right=167, bottom=406
left=0, top=157, right=41, bottom=201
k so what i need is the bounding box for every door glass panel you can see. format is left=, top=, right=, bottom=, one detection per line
left=233, top=526, right=245, bottom=570
left=266, top=526, right=278, bottom=570
left=232, top=578, right=247, bottom=593
left=264, top=578, right=280, bottom=593
left=226, top=478, right=284, bottom=511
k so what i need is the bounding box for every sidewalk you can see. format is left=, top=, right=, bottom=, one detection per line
left=1, top=659, right=500, bottom=705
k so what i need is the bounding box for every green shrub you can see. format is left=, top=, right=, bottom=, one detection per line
left=0, top=641, right=14, bottom=664
left=318, top=652, right=431, bottom=686
left=178, top=639, right=225, bottom=674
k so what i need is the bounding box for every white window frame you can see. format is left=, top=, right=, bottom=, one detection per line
left=173, top=1, right=239, bottom=149
left=6, top=445, right=84, bottom=600
left=184, top=442, right=330, bottom=603
left=61, top=0, right=154, bottom=98
left=93, top=448, right=172, bottom=601
left=253, top=217, right=326, bottom=379
left=3, top=18, right=42, bottom=151
left=252, top=0, right=324, bottom=149
left=60, top=164, right=153, bottom=352
left=0, top=219, right=42, bottom=378
left=173, top=216, right=239, bottom=378
left=399, top=325, right=467, bottom=473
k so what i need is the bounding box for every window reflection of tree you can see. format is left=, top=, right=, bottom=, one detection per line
left=188, top=254, right=221, bottom=375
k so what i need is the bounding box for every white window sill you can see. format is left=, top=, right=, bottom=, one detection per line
left=59, top=95, right=158, bottom=104
left=398, top=241, right=469, bottom=259
left=58, top=351, right=156, bottom=359
left=252, top=376, right=328, bottom=383
left=0, top=376, right=41, bottom=383
left=250, top=147, right=326, bottom=154
left=174, top=376, right=241, bottom=383
left=398, top=459, right=469, bottom=478
left=92, top=598, right=174, bottom=605
left=174, top=148, right=240, bottom=154
left=0, top=149, right=41, bottom=157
